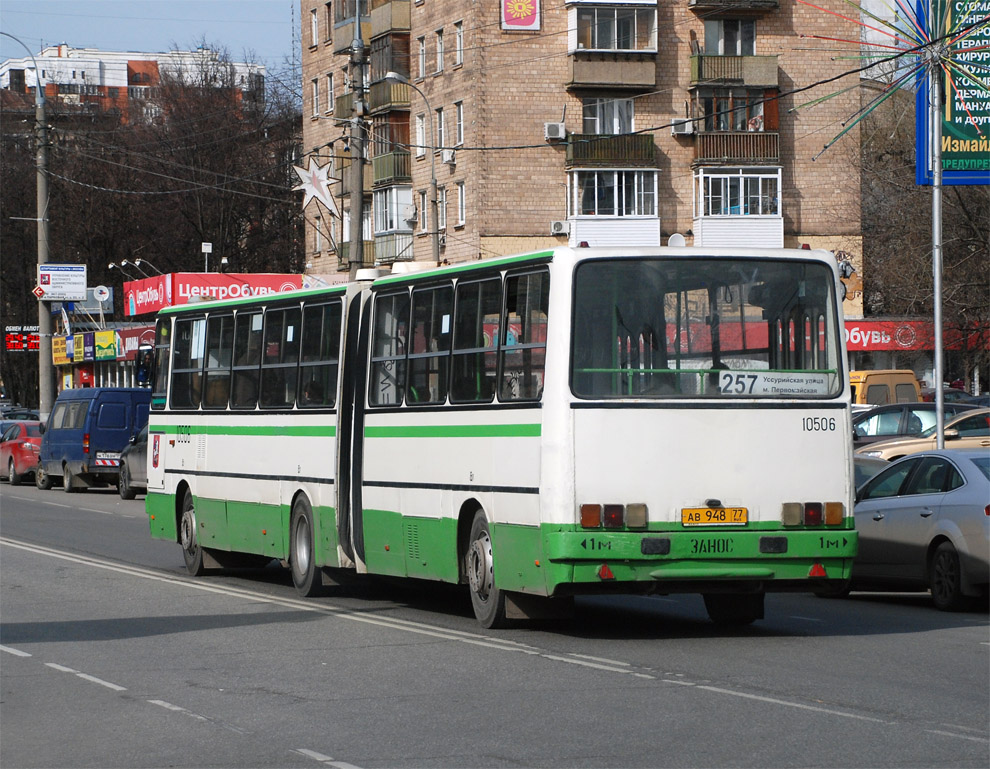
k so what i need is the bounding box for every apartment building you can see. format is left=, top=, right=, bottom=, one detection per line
left=300, top=1, right=862, bottom=279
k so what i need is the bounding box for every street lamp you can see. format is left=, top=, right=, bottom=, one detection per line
left=121, top=259, right=150, bottom=278
left=383, top=71, right=440, bottom=265
left=108, top=262, right=138, bottom=280
left=134, top=257, right=165, bottom=275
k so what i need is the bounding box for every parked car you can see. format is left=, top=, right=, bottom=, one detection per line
left=849, top=369, right=921, bottom=406
left=851, top=449, right=989, bottom=610
left=852, top=402, right=978, bottom=448
left=920, top=386, right=983, bottom=404
left=0, top=420, right=42, bottom=485
left=853, top=455, right=889, bottom=491
left=0, top=408, right=40, bottom=421
left=118, top=423, right=148, bottom=499
left=855, top=408, right=990, bottom=461
left=36, top=388, right=151, bottom=492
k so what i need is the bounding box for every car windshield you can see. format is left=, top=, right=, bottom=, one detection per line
left=571, top=256, right=842, bottom=399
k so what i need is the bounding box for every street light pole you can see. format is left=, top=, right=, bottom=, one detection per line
left=1, top=33, right=52, bottom=419
left=348, top=38, right=367, bottom=280
left=384, top=72, right=439, bottom=265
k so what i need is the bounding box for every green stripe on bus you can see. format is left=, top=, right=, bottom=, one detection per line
left=150, top=424, right=335, bottom=437
left=373, top=251, right=555, bottom=286
left=365, top=424, right=541, bottom=438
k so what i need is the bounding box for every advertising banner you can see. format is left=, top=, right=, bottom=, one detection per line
left=501, top=0, right=540, bottom=31
left=115, top=325, right=156, bottom=360
left=94, top=330, right=117, bottom=360
left=845, top=320, right=990, bottom=351
left=36, top=263, right=87, bottom=301
left=124, top=273, right=304, bottom=316
left=52, top=336, right=72, bottom=365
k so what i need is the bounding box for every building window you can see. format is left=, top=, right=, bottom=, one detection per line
left=437, top=187, right=447, bottom=231
left=373, top=186, right=413, bottom=233
left=454, top=101, right=464, bottom=145
left=575, top=6, right=657, bottom=52
left=695, top=168, right=779, bottom=217
left=436, top=29, right=444, bottom=72
left=419, top=190, right=428, bottom=230
left=582, top=97, right=633, bottom=134
left=325, top=2, right=333, bottom=42
left=697, top=88, right=768, bottom=132
left=569, top=170, right=657, bottom=217
left=314, top=216, right=324, bottom=253
left=704, top=19, right=756, bottom=56
left=415, top=113, right=426, bottom=157
left=456, top=181, right=465, bottom=226
left=454, top=21, right=464, bottom=65
left=326, top=73, right=334, bottom=113
left=311, top=78, right=319, bottom=117
left=417, top=37, right=426, bottom=79
left=436, top=107, right=445, bottom=151
left=310, top=9, right=319, bottom=47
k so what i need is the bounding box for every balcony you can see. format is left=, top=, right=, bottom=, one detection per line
left=372, top=151, right=412, bottom=186
left=371, top=0, right=410, bottom=37
left=333, top=18, right=372, bottom=54
left=337, top=240, right=376, bottom=270
left=690, top=55, right=778, bottom=87
left=688, top=0, right=778, bottom=10
left=568, top=54, right=656, bottom=90
left=368, top=80, right=410, bottom=113
left=694, top=131, right=779, bottom=165
left=565, top=133, right=656, bottom=168
left=373, top=232, right=415, bottom=264
left=335, top=92, right=352, bottom=118
left=336, top=155, right=373, bottom=196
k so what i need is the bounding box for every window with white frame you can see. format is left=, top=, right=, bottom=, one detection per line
left=373, top=186, right=413, bottom=233
left=311, top=78, right=319, bottom=117
left=454, top=21, right=464, bottom=65
left=694, top=168, right=779, bottom=217
left=415, top=113, right=426, bottom=157
left=456, top=181, right=465, bottom=225
left=436, top=107, right=445, bottom=151
left=704, top=19, right=755, bottom=56
left=437, top=187, right=447, bottom=231
left=575, top=5, right=657, bottom=52
left=325, top=3, right=333, bottom=42
left=417, top=37, right=426, bottom=79
left=436, top=29, right=444, bottom=72
left=569, top=170, right=657, bottom=217
left=326, top=73, right=334, bottom=113
left=454, top=102, right=464, bottom=145
left=582, top=97, right=633, bottom=134
left=314, top=216, right=324, bottom=253
left=311, top=9, right=319, bottom=47
left=419, top=190, right=428, bottom=230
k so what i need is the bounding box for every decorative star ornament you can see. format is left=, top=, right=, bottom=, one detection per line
left=293, top=157, right=339, bottom=218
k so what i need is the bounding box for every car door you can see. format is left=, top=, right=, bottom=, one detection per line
left=946, top=412, right=990, bottom=450
left=133, top=424, right=148, bottom=486
left=0, top=424, right=18, bottom=473
left=854, top=457, right=920, bottom=580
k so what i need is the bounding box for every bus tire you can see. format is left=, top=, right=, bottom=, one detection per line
left=180, top=488, right=206, bottom=576
left=35, top=465, right=53, bottom=490
left=930, top=542, right=967, bottom=611
left=290, top=496, right=325, bottom=597
left=466, top=510, right=509, bottom=629
left=703, top=592, right=764, bottom=626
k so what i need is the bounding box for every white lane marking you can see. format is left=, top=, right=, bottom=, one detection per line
left=0, top=645, right=31, bottom=657
left=568, top=653, right=630, bottom=666
left=148, top=700, right=208, bottom=721
left=925, top=729, right=989, bottom=744
left=294, top=748, right=364, bottom=768
left=696, top=685, right=888, bottom=723
left=662, top=679, right=696, bottom=686
left=44, top=662, right=127, bottom=691
left=45, top=663, right=77, bottom=673
left=788, top=615, right=824, bottom=623
left=540, top=654, right=641, bottom=675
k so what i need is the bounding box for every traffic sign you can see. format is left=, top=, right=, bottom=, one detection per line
left=36, top=263, right=87, bottom=301
left=33, top=286, right=46, bottom=298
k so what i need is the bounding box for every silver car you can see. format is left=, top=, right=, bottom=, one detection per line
left=852, top=448, right=989, bottom=610
left=118, top=424, right=148, bottom=500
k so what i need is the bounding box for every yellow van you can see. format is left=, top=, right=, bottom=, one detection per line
left=849, top=370, right=921, bottom=405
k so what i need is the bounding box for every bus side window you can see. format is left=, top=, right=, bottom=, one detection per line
left=202, top=314, right=234, bottom=409
left=171, top=317, right=205, bottom=409
left=370, top=291, right=410, bottom=406
left=260, top=307, right=302, bottom=409
left=408, top=284, right=452, bottom=404
left=499, top=271, right=548, bottom=402
left=298, top=300, right=341, bottom=408
left=451, top=278, right=500, bottom=404
left=231, top=311, right=263, bottom=409
left=151, top=320, right=170, bottom=409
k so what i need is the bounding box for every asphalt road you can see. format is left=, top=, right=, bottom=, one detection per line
left=1, top=482, right=987, bottom=769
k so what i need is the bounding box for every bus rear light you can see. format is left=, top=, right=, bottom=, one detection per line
left=625, top=503, right=648, bottom=528
left=825, top=502, right=845, bottom=525
left=603, top=505, right=623, bottom=528
left=804, top=503, right=824, bottom=526
left=782, top=503, right=802, bottom=526
left=580, top=504, right=602, bottom=528
left=82, top=433, right=90, bottom=454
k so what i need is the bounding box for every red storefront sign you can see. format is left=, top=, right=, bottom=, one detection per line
left=124, top=273, right=304, bottom=316
left=845, top=320, right=989, bottom=351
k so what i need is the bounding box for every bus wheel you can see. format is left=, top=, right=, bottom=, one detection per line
left=703, top=592, right=764, bottom=626
left=179, top=488, right=205, bottom=576
left=466, top=511, right=509, bottom=629
left=290, top=497, right=325, bottom=597
left=35, top=465, right=53, bottom=490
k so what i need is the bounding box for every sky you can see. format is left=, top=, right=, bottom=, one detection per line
left=0, top=0, right=297, bottom=69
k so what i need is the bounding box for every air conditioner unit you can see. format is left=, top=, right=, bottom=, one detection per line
left=401, top=204, right=417, bottom=223
left=550, top=220, right=570, bottom=236
left=544, top=122, right=566, bottom=141
left=671, top=118, right=694, bottom=136
left=441, top=149, right=456, bottom=164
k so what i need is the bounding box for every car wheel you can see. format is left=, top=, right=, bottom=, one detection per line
left=63, top=468, right=80, bottom=493
left=703, top=592, right=765, bottom=626
left=931, top=542, right=968, bottom=611
left=119, top=464, right=136, bottom=500
left=290, top=496, right=325, bottom=597
left=179, top=488, right=205, bottom=576
left=8, top=458, right=21, bottom=486
left=466, top=510, right=509, bottom=628
left=35, top=465, right=54, bottom=490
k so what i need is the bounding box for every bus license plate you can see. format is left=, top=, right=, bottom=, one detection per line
left=681, top=507, right=748, bottom=526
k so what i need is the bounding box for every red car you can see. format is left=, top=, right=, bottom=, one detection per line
left=1, top=420, right=42, bottom=485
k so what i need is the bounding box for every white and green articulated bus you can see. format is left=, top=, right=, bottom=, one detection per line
left=146, top=246, right=857, bottom=627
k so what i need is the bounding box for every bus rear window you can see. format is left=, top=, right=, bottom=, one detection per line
left=571, top=257, right=842, bottom=399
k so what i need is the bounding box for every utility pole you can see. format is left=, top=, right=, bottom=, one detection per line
left=348, top=37, right=366, bottom=280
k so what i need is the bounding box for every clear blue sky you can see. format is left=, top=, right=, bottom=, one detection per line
left=0, top=0, right=297, bottom=68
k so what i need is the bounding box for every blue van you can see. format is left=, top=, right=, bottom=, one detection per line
left=37, top=388, right=151, bottom=492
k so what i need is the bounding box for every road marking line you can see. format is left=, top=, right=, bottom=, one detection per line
left=0, top=645, right=31, bottom=657
left=788, top=615, right=824, bottom=622
left=569, top=653, right=630, bottom=666
left=540, top=653, right=637, bottom=675
left=45, top=663, right=77, bottom=673
left=294, top=748, right=364, bottom=768
left=925, top=729, right=989, bottom=744
left=76, top=673, right=126, bottom=691
left=696, top=685, right=888, bottom=723
left=148, top=700, right=208, bottom=721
